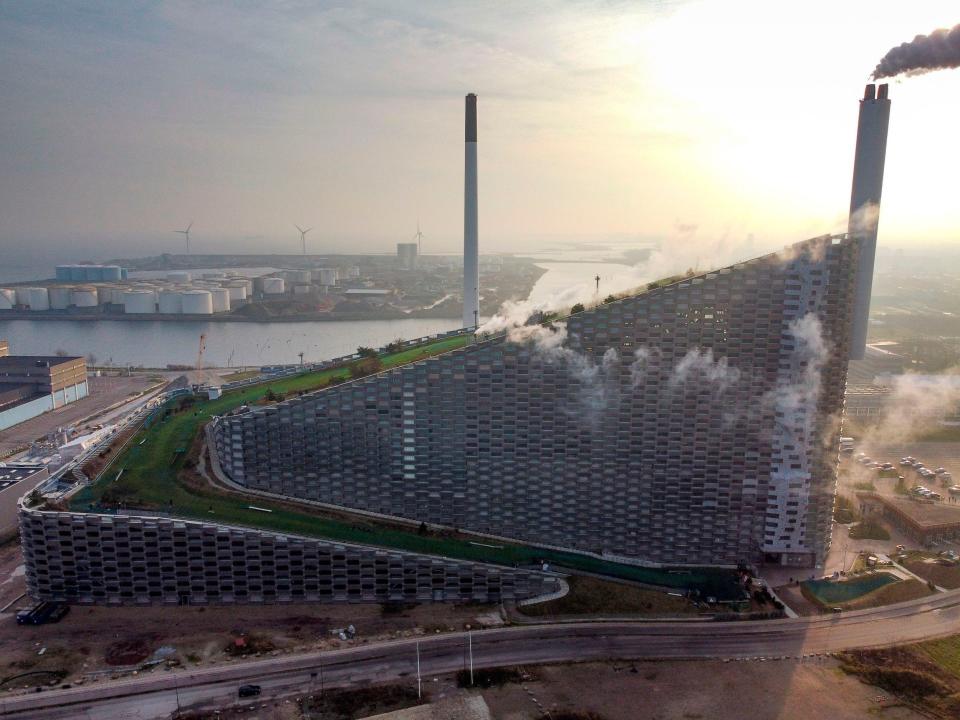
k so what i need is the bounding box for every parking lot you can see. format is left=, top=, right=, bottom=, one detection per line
left=0, top=375, right=158, bottom=457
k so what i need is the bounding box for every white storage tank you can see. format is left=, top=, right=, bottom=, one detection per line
left=225, top=283, right=247, bottom=304
left=262, top=277, right=285, bottom=294
left=167, top=271, right=192, bottom=282
left=315, top=268, right=338, bottom=286
left=202, top=272, right=226, bottom=280
left=27, top=287, right=49, bottom=311
left=0, top=289, right=15, bottom=310
left=48, top=286, right=72, bottom=310
left=180, top=289, right=213, bottom=315
left=14, top=287, right=30, bottom=306
left=71, top=286, right=99, bottom=308
left=123, top=289, right=157, bottom=314
left=210, top=287, right=230, bottom=313
left=293, top=283, right=313, bottom=295
left=292, top=270, right=312, bottom=283
left=109, top=286, right=127, bottom=304
left=158, top=290, right=182, bottom=314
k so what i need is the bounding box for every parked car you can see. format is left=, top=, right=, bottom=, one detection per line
left=15, top=602, right=69, bottom=626
left=238, top=685, right=261, bottom=698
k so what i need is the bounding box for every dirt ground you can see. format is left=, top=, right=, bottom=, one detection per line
left=0, top=374, right=157, bottom=456
left=0, top=539, right=505, bottom=693
left=477, top=659, right=925, bottom=720
left=0, top=539, right=26, bottom=610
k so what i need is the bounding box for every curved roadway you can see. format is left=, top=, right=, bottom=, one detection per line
left=4, top=590, right=960, bottom=720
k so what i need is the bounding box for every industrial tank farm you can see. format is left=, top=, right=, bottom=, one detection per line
left=0, top=261, right=360, bottom=320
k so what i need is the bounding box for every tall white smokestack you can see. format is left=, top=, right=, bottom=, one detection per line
left=463, top=93, right=480, bottom=329
left=849, top=82, right=891, bottom=360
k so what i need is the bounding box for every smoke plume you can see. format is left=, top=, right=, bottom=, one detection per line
left=849, top=202, right=880, bottom=237
left=507, top=322, right=621, bottom=423
left=857, top=372, right=960, bottom=447
left=629, top=347, right=653, bottom=388
left=669, top=348, right=740, bottom=393
left=770, top=314, right=829, bottom=443
left=479, top=234, right=760, bottom=336
left=872, top=23, right=960, bottom=80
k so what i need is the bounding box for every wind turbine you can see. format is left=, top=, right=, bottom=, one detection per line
left=295, top=224, right=312, bottom=255
left=412, top=220, right=424, bottom=255
left=173, top=222, right=193, bottom=255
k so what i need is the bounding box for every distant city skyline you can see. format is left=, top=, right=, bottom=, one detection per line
left=1, top=1, right=958, bottom=265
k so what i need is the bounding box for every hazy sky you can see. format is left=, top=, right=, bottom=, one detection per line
left=1, top=1, right=958, bottom=264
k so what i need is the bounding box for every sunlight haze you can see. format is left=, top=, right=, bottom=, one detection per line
left=1, top=0, right=958, bottom=261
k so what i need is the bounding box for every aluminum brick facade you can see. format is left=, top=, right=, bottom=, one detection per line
left=19, top=505, right=558, bottom=606
left=213, top=236, right=858, bottom=567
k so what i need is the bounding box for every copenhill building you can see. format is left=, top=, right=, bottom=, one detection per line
left=212, top=234, right=857, bottom=568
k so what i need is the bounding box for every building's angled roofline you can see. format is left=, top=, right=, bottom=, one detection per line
left=241, top=232, right=852, bottom=414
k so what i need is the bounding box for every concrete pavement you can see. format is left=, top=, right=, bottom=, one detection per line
left=4, top=588, right=960, bottom=720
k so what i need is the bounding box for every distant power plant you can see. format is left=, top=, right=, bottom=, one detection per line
left=848, top=83, right=891, bottom=360
left=463, top=93, right=480, bottom=329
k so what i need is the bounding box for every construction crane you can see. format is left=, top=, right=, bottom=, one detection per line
left=196, top=333, right=207, bottom=370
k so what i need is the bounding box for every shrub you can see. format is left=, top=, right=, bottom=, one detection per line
left=849, top=519, right=890, bottom=540
left=570, top=303, right=585, bottom=314
left=349, top=356, right=383, bottom=379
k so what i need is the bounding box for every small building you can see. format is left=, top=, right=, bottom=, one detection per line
left=397, top=242, right=418, bottom=270
left=0, top=346, right=88, bottom=431
left=858, top=491, right=960, bottom=546
left=343, top=288, right=392, bottom=306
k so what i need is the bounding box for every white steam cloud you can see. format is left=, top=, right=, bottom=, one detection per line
left=629, top=347, right=653, bottom=388
left=479, top=234, right=762, bottom=335
left=858, top=372, right=960, bottom=447
left=772, top=314, right=829, bottom=443
left=669, top=348, right=740, bottom=394
left=506, top=322, right=621, bottom=424
left=849, top=202, right=881, bottom=237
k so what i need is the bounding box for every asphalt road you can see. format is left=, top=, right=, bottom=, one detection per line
left=4, top=589, right=960, bottom=720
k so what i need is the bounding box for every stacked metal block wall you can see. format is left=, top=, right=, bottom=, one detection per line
left=19, top=504, right=558, bottom=606
left=215, top=236, right=858, bottom=567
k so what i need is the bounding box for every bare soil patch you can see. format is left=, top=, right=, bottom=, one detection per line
left=0, top=596, right=500, bottom=692
left=104, top=634, right=159, bottom=665
left=481, top=659, right=925, bottom=720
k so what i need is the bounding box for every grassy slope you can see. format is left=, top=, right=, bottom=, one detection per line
left=517, top=575, right=697, bottom=617
left=919, top=636, right=960, bottom=679
left=68, top=333, right=743, bottom=599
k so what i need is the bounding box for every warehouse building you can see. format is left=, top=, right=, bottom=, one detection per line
left=213, top=234, right=857, bottom=568
left=0, top=346, right=88, bottom=431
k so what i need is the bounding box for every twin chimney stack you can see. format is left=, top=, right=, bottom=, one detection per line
left=463, top=93, right=480, bottom=329
left=848, top=82, right=891, bottom=360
